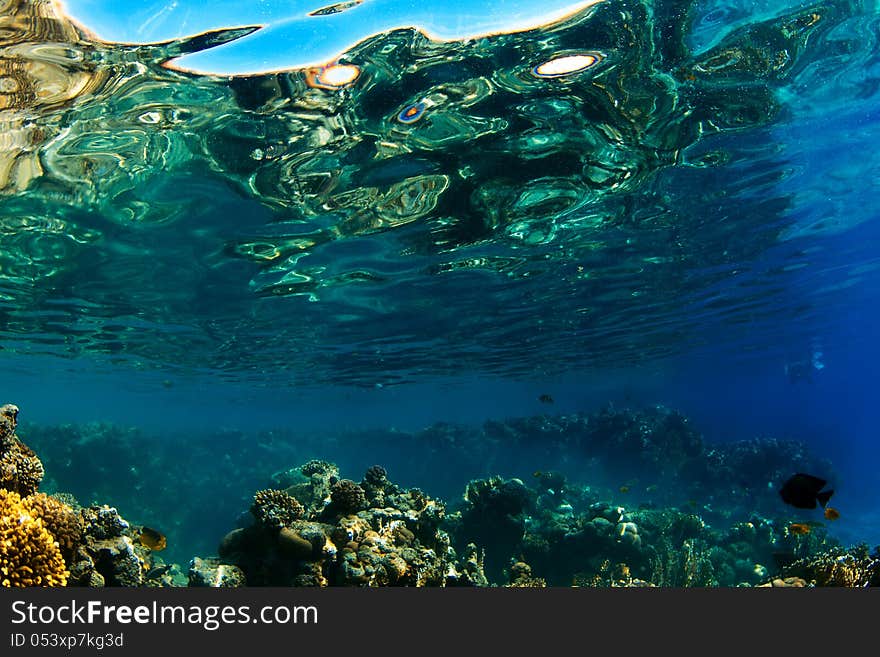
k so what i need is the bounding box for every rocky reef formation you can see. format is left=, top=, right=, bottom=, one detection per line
left=418, top=405, right=832, bottom=515
left=1, top=404, right=180, bottom=588
left=21, top=403, right=834, bottom=564
left=447, top=469, right=844, bottom=587
left=1, top=404, right=44, bottom=496
left=5, top=401, right=877, bottom=588
left=779, top=544, right=880, bottom=587
left=214, top=461, right=487, bottom=587
left=204, top=457, right=862, bottom=588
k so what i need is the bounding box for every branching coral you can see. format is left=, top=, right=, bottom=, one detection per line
left=0, top=489, right=69, bottom=587
left=782, top=544, right=880, bottom=587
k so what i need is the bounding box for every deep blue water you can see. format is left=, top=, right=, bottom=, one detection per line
left=2, top=0, right=880, bottom=576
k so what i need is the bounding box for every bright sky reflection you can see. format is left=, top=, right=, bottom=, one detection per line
left=59, top=0, right=604, bottom=75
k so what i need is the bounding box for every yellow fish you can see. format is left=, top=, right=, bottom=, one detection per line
left=139, top=526, right=167, bottom=551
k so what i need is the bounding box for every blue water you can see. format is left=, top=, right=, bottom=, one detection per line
left=2, top=0, right=880, bottom=581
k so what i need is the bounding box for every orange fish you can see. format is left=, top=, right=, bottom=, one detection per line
left=139, top=526, right=167, bottom=551
left=824, top=507, right=840, bottom=521
left=788, top=523, right=812, bottom=535
left=619, top=486, right=630, bottom=494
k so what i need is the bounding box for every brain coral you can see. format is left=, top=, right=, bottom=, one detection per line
left=330, top=479, right=366, bottom=514
left=251, top=489, right=305, bottom=530
left=0, top=489, right=69, bottom=587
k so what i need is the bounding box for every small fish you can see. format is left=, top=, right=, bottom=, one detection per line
left=619, top=485, right=630, bottom=494
left=645, top=484, right=658, bottom=493
left=779, top=473, right=834, bottom=509
left=145, top=564, right=172, bottom=579
left=538, top=394, right=554, bottom=404
left=788, top=522, right=812, bottom=535
left=824, top=507, right=840, bottom=521
left=139, top=526, right=167, bottom=551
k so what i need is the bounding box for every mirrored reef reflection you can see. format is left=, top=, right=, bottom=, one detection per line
left=0, top=0, right=872, bottom=383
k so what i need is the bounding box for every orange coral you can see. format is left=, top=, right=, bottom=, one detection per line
left=0, top=489, right=69, bottom=587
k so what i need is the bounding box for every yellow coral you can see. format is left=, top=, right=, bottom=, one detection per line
left=0, top=489, right=68, bottom=587
left=23, top=493, right=82, bottom=558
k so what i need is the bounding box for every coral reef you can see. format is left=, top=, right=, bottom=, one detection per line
left=328, top=479, right=367, bottom=515
left=214, top=462, right=486, bottom=587
left=450, top=470, right=844, bottom=587
left=758, top=577, right=807, bottom=587
left=22, top=492, right=83, bottom=561
left=573, top=561, right=655, bottom=587
left=251, top=489, right=305, bottom=530
left=281, top=460, right=340, bottom=511
left=361, top=465, right=390, bottom=507
left=188, top=557, right=246, bottom=587
left=506, top=561, right=546, bottom=588
left=208, top=453, right=861, bottom=588
left=7, top=401, right=877, bottom=588
left=455, top=476, right=536, bottom=582
left=0, top=489, right=69, bottom=587
left=1, top=404, right=176, bottom=588
left=779, top=544, right=880, bottom=587
left=21, top=403, right=837, bottom=566
left=1, top=403, right=45, bottom=496
left=66, top=505, right=149, bottom=587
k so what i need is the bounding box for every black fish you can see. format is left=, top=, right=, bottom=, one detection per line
left=538, top=394, right=554, bottom=404
left=779, top=473, right=834, bottom=509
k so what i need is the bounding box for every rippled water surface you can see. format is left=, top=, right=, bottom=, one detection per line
left=1, top=0, right=879, bottom=389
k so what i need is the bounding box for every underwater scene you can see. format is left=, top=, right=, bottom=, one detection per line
left=1, top=0, right=880, bottom=588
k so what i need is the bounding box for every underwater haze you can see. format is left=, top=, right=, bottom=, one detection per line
left=1, top=0, right=879, bottom=587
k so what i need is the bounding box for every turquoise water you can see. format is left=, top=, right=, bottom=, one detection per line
left=1, top=0, right=879, bottom=585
